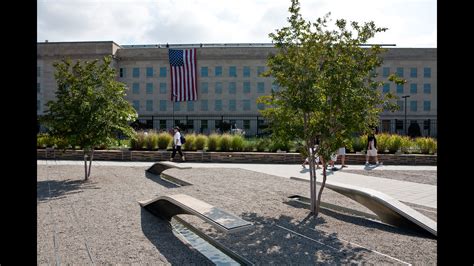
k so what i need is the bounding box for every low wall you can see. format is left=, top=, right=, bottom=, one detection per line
left=37, top=149, right=437, bottom=165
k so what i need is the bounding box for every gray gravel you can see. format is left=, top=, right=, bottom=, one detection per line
left=38, top=163, right=436, bottom=264
left=342, top=169, right=437, bottom=185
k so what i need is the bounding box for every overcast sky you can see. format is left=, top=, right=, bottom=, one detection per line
left=37, top=0, right=436, bottom=48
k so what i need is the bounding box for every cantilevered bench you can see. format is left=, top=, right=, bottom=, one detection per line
left=146, top=161, right=192, bottom=175
left=139, top=194, right=253, bottom=234
left=290, top=177, right=437, bottom=237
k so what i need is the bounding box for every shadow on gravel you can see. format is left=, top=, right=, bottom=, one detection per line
left=285, top=200, right=435, bottom=239
left=214, top=212, right=367, bottom=264
left=140, top=208, right=213, bottom=265
left=37, top=179, right=100, bottom=202
left=145, top=172, right=179, bottom=188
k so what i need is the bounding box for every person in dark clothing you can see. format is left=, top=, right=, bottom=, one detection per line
left=365, top=129, right=382, bottom=166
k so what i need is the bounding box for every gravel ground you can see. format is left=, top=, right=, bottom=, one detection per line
left=37, top=163, right=436, bottom=264
left=342, top=169, right=437, bottom=185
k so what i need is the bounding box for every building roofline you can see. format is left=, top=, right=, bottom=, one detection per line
left=37, top=40, right=122, bottom=48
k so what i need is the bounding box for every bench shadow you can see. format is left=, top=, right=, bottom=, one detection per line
left=145, top=172, right=180, bottom=188
left=37, top=179, right=100, bottom=202
left=140, top=208, right=213, bottom=265
left=284, top=200, right=434, bottom=239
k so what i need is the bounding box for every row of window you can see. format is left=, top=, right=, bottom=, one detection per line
left=396, top=101, right=432, bottom=112
left=129, top=81, right=271, bottom=94
left=155, top=119, right=255, bottom=130
left=382, top=83, right=432, bottom=94
left=381, top=67, right=432, bottom=78
left=119, top=66, right=267, bottom=78
left=132, top=100, right=264, bottom=112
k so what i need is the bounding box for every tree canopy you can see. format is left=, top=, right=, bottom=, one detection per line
left=258, top=0, right=404, bottom=215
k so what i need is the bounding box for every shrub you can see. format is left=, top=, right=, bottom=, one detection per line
left=183, top=134, right=196, bottom=150
left=400, top=136, right=412, bottom=154
left=351, top=135, right=367, bottom=152
left=256, top=138, right=270, bottom=152
left=415, top=137, right=437, bottom=154
left=37, top=134, right=49, bottom=148
left=207, top=134, right=219, bottom=151
left=387, top=134, right=402, bottom=153
left=157, top=132, right=172, bottom=149
left=130, top=131, right=147, bottom=150
left=219, top=134, right=232, bottom=151
left=242, top=141, right=255, bottom=152
left=269, top=139, right=292, bottom=152
left=376, top=133, right=390, bottom=153
left=231, top=135, right=245, bottom=151
left=194, top=134, right=207, bottom=150
left=146, top=130, right=159, bottom=150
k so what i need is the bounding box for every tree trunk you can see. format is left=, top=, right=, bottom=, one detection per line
left=87, top=149, right=94, bottom=178
left=84, top=150, right=89, bottom=181
left=309, top=151, right=318, bottom=214
left=315, top=164, right=327, bottom=216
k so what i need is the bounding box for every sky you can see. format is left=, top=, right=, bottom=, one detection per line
left=37, top=0, right=436, bottom=48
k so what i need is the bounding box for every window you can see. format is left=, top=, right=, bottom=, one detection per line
left=160, top=67, right=167, bottom=77
left=146, top=100, right=153, bottom=111
left=423, top=101, right=431, bottom=111
left=159, top=83, right=167, bottom=94
left=424, top=67, right=431, bottom=78
left=242, top=100, right=251, bottom=111
left=382, top=67, right=390, bottom=77
left=257, top=66, right=265, bottom=76
left=257, top=103, right=264, bottom=110
left=243, top=66, right=250, bottom=77
left=424, top=119, right=431, bottom=130
left=381, top=120, right=391, bottom=133
left=229, top=66, right=237, bottom=77
left=187, top=101, right=194, bottom=112
left=120, top=68, right=125, bottom=78
left=201, top=120, right=208, bottom=130
left=159, top=100, right=167, bottom=111
left=243, top=81, right=251, bottom=93
left=174, top=102, right=180, bottom=111
left=423, top=83, right=431, bottom=94
left=397, top=100, right=404, bottom=112
left=37, top=66, right=41, bottom=77
left=201, top=82, right=208, bottom=93
left=159, top=120, right=167, bottom=129
left=410, top=68, right=417, bottom=78
left=146, top=67, right=153, bottom=77
left=201, top=67, right=208, bottom=77
left=215, top=82, right=222, bottom=94
left=37, top=100, right=41, bottom=111
left=257, top=82, right=265, bottom=93
left=37, top=83, right=41, bottom=93
left=132, top=83, right=140, bottom=94
left=146, top=83, right=153, bottom=94
left=229, top=100, right=236, bottom=111
left=383, top=83, right=390, bottom=93
left=133, top=100, right=140, bottom=111
left=215, top=100, right=222, bottom=111
left=133, top=67, right=140, bottom=78
left=229, top=82, right=236, bottom=94
left=201, top=100, right=208, bottom=111
left=215, top=66, right=222, bottom=77
left=410, top=84, right=417, bottom=94
left=410, top=101, right=417, bottom=112
left=396, top=84, right=404, bottom=94
left=243, top=120, right=250, bottom=130
left=186, top=120, right=194, bottom=131
left=395, top=119, right=403, bottom=130
left=396, top=67, right=404, bottom=77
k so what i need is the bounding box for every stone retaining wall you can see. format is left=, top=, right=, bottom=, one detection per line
left=37, top=149, right=437, bottom=165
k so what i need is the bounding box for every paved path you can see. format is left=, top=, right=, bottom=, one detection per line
left=37, top=160, right=437, bottom=209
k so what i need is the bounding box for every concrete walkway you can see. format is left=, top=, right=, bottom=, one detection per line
left=37, top=160, right=437, bottom=209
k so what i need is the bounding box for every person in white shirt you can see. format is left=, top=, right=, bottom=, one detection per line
left=170, top=126, right=185, bottom=162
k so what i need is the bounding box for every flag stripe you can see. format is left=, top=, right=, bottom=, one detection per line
left=169, top=48, right=198, bottom=102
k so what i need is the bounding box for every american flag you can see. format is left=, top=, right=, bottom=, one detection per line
left=168, top=48, right=197, bottom=102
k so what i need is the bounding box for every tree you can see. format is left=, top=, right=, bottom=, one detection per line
left=258, top=0, right=404, bottom=216
left=42, top=56, right=137, bottom=180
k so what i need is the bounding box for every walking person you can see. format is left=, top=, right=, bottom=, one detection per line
left=302, top=139, right=321, bottom=169
left=365, top=129, right=381, bottom=166
left=338, top=146, right=347, bottom=168
left=170, top=126, right=185, bottom=162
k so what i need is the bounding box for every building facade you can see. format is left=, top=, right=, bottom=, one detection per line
left=37, top=41, right=437, bottom=137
